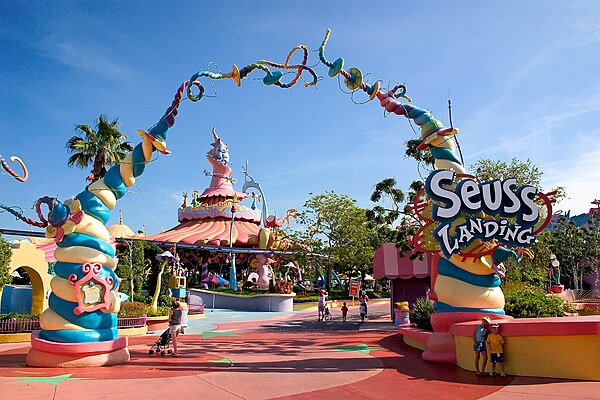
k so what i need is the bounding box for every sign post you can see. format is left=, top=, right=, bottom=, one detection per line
left=349, top=280, right=361, bottom=307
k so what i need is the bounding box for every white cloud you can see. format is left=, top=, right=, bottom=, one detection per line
left=544, top=146, right=600, bottom=215
left=40, top=40, right=133, bottom=82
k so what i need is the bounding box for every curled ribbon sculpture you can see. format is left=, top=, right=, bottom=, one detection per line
left=1, top=154, right=28, bottom=182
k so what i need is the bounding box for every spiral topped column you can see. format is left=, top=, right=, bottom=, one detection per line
left=26, top=82, right=193, bottom=367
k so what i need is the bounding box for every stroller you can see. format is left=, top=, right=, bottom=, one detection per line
left=322, top=305, right=332, bottom=321
left=149, top=328, right=172, bottom=356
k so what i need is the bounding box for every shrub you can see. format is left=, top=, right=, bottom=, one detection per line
left=369, top=291, right=390, bottom=299
left=158, top=294, right=172, bottom=307
left=294, top=295, right=319, bottom=303
left=503, top=282, right=570, bottom=318
left=117, top=301, right=148, bottom=318
left=132, top=294, right=153, bottom=304
left=146, top=306, right=171, bottom=317
left=0, top=234, right=11, bottom=291
left=274, top=280, right=293, bottom=294
left=410, top=296, right=435, bottom=331
left=0, top=313, right=39, bottom=321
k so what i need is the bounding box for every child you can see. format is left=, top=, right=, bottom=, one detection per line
left=359, top=302, right=367, bottom=323
left=486, top=323, right=506, bottom=377
left=341, top=302, right=349, bottom=322
left=323, top=305, right=331, bottom=321
left=473, top=316, right=490, bottom=376
left=359, top=291, right=369, bottom=316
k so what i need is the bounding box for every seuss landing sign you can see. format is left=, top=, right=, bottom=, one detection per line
left=423, top=170, right=548, bottom=258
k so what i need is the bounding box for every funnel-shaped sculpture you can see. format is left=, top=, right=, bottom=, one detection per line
left=26, top=81, right=194, bottom=367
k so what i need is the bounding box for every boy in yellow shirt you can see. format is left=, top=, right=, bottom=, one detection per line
left=486, top=323, right=506, bottom=377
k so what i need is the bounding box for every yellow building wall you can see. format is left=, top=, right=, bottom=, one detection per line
left=6, top=241, right=51, bottom=315
left=455, top=334, right=600, bottom=381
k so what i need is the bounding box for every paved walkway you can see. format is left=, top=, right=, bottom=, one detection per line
left=0, top=303, right=598, bottom=399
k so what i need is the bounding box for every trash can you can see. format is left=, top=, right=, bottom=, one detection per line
left=394, top=301, right=410, bottom=326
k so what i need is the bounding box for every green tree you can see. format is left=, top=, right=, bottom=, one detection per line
left=299, top=191, right=376, bottom=289
left=66, top=114, right=133, bottom=182
left=404, top=138, right=435, bottom=170
left=503, top=232, right=552, bottom=288
left=549, top=218, right=600, bottom=289
left=470, top=157, right=566, bottom=202
left=115, top=240, right=150, bottom=300
left=0, top=234, right=12, bottom=290
left=367, top=137, right=435, bottom=256
left=367, top=177, right=422, bottom=257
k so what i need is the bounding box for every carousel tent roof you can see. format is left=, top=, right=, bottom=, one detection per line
left=143, top=218, right=260, bottom=247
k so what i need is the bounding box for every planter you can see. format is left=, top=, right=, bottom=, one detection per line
left=0, top=318, right=40, bottom=333
left=189, top=288, right=295, bottom=312
left=117, top=316, right=147, bottom=328
left=146, top=315, right=170, bottom=332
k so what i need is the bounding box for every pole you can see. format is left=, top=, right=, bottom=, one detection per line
left=128, top=241, right=134, bottom=301
left=229, top=208, right=237, bottom=291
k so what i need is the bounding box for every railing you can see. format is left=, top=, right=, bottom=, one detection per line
left=0, top=318, right=40, bottom=333
left=0, top=316, right=148, bottom=333
left=568, top=289, right=600, bottom=303
left=116, top=316, right=147, bottom=328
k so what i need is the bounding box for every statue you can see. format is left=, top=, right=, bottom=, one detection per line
left=550, top=254, right=561, bottom=286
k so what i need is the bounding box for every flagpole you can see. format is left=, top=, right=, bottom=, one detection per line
left=229, top=195, right=238, bottom=291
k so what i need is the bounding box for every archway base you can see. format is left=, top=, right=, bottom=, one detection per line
left=26, top=332, right=129, bottom=367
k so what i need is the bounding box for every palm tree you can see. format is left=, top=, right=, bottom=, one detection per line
left=66, top=115, right=133, bottom=182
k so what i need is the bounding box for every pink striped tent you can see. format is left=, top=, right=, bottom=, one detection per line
left=373, top=243, right=432, bottom=320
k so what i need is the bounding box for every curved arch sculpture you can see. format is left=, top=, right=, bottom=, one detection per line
left=18, top=29, right=551, bottom=367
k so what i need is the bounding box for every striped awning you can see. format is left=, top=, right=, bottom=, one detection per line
left=373, top=243, right=431, bottom=279
left=143, top=219, right=260, bottom=247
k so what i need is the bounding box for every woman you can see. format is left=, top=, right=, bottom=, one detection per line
left=317, top=289, right=328, bottom=322
left=168, top=299, right=183, bottom=357
left=359, top=291, right=369, bottom=317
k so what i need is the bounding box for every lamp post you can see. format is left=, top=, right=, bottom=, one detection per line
left=229, top=194, right=238, bottom=291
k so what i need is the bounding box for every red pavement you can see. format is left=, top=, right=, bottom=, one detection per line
left=0, top=304, right=598, bottom=399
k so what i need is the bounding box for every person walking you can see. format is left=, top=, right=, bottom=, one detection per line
left=359, top=302, right=367, bottom=323
left=359, top=291, right=369, bottom=317
left=317, top=289, right=328, bottom=322
left=341, top=302, right=349, bottom=322
left=168, top=299, right=183, bottom=357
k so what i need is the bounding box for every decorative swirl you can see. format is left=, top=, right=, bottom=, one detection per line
left=187, top=44, right=318, bottom=95
left=1, top=154, right=28, bottom=182
left=68, top=274, right=78, bottom=284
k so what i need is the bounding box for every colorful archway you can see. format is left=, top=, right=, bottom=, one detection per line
left=7, top=29, right=552, bottom=367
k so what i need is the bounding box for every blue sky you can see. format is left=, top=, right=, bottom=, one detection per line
left=1, top=1, right=600, bottom=236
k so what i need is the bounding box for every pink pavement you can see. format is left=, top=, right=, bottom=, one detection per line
left=0, top=304, right=598, bottom=399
